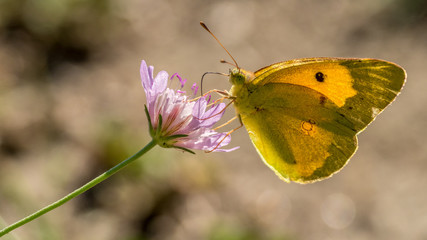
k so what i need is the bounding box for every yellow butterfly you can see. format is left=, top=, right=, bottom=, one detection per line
left=201, top=22, right=406, bottom=184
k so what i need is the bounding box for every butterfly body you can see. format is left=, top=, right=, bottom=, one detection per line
left=228, top=58, right=406, bottom=183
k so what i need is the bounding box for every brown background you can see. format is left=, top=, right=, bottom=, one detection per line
left=0, top=0, right=426, bottom=239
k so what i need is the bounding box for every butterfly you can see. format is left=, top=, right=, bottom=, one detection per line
left=201, top=22, right=406, bottom=183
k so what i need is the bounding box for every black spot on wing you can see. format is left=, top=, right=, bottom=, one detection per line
left=315, top=72, right=325, bottom=82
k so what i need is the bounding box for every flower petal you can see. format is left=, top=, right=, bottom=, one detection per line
left=140, top=60, right=152, bottom=92
left=199, top=102, right=226, bottom=128
left=192, top=97, right=207, bottom=119
left=152, top=70, right=168, bottom=95
left=174, top=129, right=237, bottom=152
left=211, top=146, right=240, bottom=152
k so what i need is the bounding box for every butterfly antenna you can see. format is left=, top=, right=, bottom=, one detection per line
left=220, top=59, right=238, bottom=68
left=200, top=21, right=240, bottom=69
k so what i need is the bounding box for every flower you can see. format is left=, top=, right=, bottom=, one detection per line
left=140, top=60, right=237, bottom=153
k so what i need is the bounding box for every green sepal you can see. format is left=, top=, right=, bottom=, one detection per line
left=156, top=114, right=163, bottom=137
left=144, top=105, right=154, bottom=136
left=174, top=146, right=196, bottom=154
left=165, top=134, right=188, bottom=141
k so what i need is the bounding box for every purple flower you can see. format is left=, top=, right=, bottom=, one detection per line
left=140, top=60, right=238, bottom=153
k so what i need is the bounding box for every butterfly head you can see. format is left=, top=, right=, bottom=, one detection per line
left=229, top=68, right=255, bottom=86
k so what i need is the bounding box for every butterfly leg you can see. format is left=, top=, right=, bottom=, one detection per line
left=214, top=115, right=238, bottom=131
left=206, top=114, right=243, bottom=153
left=189, top=89, right=230, bottom=102
left=208, top=96, right=227, bottom=106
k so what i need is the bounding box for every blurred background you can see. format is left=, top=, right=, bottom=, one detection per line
left=0, top=0, right=426, bottom=239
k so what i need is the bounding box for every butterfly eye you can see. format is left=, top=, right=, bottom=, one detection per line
left=315, top=72, right=325, bottom=82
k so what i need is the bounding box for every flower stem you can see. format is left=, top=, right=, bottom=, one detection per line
left=0, top=140, right=157, bottom=237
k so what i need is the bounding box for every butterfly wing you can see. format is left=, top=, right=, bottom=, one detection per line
left=236, top=58, right=406, bottom=183
left=252, top=58, right=406, bottom=132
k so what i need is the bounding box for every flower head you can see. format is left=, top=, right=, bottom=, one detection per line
left=140, top=60, right=237, bottom=153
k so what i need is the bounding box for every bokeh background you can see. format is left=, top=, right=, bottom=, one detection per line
left=0, top=0, right=426, bottom=239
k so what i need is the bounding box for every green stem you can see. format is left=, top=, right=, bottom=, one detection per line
left=0, top=140, right=157, bottom=237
